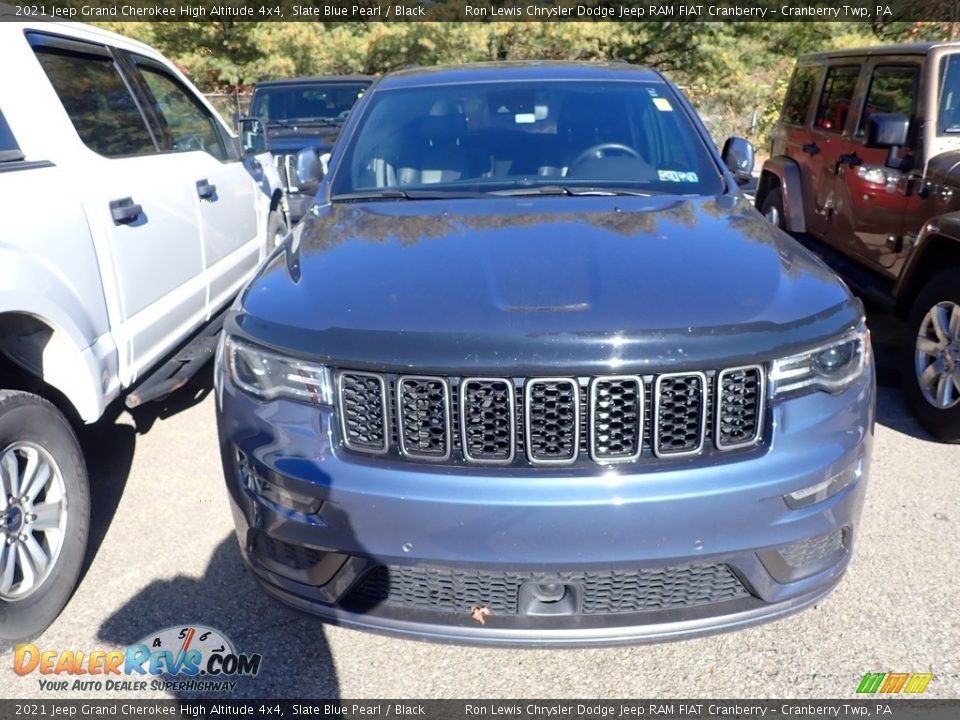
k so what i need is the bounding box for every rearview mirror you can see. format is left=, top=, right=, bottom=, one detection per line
left=864, top=113, right=910, bottom=170
left=295, top=147, right=324, bottom=194
left=721, top=136, right=755, bottom=186
left=238, top=116, right=265, bottom=155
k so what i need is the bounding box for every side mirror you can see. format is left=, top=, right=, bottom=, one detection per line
left=295, top=147, right=324, bottom=194
left=238, top=116, right=265, bottom=155
left=721, top=136, right=755, bottom=186
left=864, top=113, right=910, bottom=170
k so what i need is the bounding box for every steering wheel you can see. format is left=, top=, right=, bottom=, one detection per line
left=571, top=143, right=641, bottom=169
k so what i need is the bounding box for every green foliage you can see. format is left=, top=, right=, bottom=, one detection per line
left=94, top=19, right=952, bottom=148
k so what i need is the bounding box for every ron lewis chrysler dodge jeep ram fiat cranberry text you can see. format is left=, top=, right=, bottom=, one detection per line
left=215, top=63, right=875, bottom=645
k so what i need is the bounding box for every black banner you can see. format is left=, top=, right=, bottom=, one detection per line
left=3, top=0, right=960, bottom=23
left=2, top=700, right=959, bottom=720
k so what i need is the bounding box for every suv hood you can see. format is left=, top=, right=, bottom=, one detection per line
left=266, top=125, right=342, bottom=155
left=235, top=194, right=861, bottom=373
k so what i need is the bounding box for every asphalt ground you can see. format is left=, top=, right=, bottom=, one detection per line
left=0, top=312, right=957, bottom=700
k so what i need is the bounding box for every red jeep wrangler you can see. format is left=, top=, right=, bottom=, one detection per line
left=757, top=41, right=960, bottom=441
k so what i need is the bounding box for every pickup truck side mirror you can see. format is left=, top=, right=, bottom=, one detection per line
left=864, top=113, right=911, bottom=170
left=238, top=116, right=266, bottom=155
left=295, top=147, right=325, bottom=195
left=721, top=136, right=755, bottom=186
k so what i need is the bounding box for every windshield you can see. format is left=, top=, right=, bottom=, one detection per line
left=939, top=54, right=960, bottom=134
left=250, top=83, right=369, bottom=123
left=330, top=80, right=725, bottom=197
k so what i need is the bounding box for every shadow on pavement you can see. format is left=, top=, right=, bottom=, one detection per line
left=96, top=535, right=341, bottom=699
left=74, top=363, right=217, bottom=587
left=863, top=309, right=936, bottom=442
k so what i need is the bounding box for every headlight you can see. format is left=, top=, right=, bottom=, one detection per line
left=770, top=326, right=870, bottom=398
left=224, top=336, right=333, bottom=405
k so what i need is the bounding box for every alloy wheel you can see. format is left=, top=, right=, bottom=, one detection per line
left=0, top=442, right=68, bottom=601
left=915, top=300, right=960, bottom=410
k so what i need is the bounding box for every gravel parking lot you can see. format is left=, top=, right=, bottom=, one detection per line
left=1, top=315, right=957, bottom=700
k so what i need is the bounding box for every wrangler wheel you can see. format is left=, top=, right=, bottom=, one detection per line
left=903, top=269, right=960, bottom=442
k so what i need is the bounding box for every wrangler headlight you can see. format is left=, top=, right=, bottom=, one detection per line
left=225, top=336, right=333, bottom=405
left=770, top=326, right=870, bottom=398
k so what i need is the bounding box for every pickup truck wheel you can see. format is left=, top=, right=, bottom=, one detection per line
left=904, top=269, right=960, bottom=442
left=759, top=187, right=785, bottom=229
left=0, top=391, right=88, bottom=640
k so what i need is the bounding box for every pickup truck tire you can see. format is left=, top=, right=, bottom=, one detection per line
left=0, top=391, right=89, bottom=640
left=903, top=269, right=960, bottom=442
left=267, top=209, right=288, bottom=254
left=759, top=187, right=785, bottom=230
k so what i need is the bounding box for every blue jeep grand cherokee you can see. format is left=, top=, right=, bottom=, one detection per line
left=215, top=62, right=875, bottom=645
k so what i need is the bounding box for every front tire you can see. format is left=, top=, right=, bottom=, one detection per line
left=759, top=187, right=786, bottom=230
left=0, top=391, right=89, bottom=640
left=903, top=269, right=960, bottom=442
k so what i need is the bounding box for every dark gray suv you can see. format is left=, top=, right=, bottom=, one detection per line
left=215, top=62, right=875, bottom=645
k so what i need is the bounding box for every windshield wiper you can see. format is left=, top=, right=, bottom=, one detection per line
left=492, top=185, right=654, bottom=197
left=266, top=117, right=341, bottom=128
left=331, top=189, right=490, bottom=202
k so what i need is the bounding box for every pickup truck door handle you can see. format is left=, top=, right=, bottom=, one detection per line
left=196, top=179, right=217, bottom=199
left=802, top=142, right=820, bottom=156
left=109, top=197, right=143, bottom=225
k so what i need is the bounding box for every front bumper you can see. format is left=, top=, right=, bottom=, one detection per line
left=215, top=365, right=874, bottom=646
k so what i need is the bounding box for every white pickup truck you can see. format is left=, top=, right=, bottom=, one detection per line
left=0, top=21, right=286, bottom=639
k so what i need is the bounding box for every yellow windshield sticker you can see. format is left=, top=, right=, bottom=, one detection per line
left=653, top=97, right=674, bottom=112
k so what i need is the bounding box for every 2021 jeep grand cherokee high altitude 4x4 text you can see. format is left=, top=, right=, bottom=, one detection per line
left=757, top=41, right=960, bottom=441
left=215, top=63, right=875, bottom=645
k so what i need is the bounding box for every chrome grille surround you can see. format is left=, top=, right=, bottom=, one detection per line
left=524, top=378, right=580, bottom=465
left=715, top=365, right=766, bottom=451
left=337, top=371, right=389, bottom=454
left=653, top=371, right=708, bottom=458
left=396, top=375, right=451, bottom=461
left=589, top=375, right=644, bottom=464
left=459, top=378, right=516, bottom=464
left=336, top=368, right=765, bottom=465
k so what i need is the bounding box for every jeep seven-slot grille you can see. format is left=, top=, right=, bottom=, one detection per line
left=345, top=562, right=750, bottom=615
left=336, top=368, right=766, bottom=466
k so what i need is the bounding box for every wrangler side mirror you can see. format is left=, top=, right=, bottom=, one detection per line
left=864, top=113, right=910, bottom=170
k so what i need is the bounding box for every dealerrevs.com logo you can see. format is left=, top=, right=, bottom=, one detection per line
left=14, top=625, right=262, bottom=693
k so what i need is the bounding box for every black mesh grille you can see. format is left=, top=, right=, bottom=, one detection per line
left=346, top=563, right=749, bottom=616
left=780, top=529, right=844, bottom=567
left=717, top=367, right=763, bottom=448
left=526, top=380, right=579, bottom=462
left=339, top=373, right=387, bottom=452
left=655, top=374, right=705, bottom=455
left=398, top=377, right=449, bottom=458
left=336, top=369, right=763, bottom=464
left=591, top=377, right=643, bottom=460
left=461, top=379, right=514, bottom=462
left=255, top=535, right=325, bottom=571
